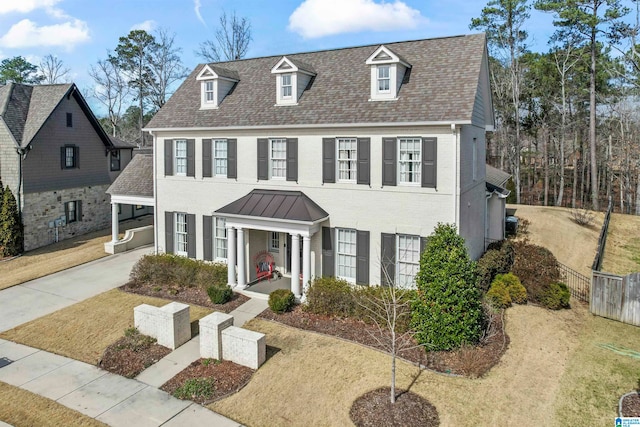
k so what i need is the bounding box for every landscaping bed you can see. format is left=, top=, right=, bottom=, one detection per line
left=161, top=358, right=254, bottom=405
left=621, top=392, right=640, bottom=417
left=120, top=282, right=248, bottom=313
left=98, top=328, right=171, bottom=378
left=349, top=387, right=439, bottom=427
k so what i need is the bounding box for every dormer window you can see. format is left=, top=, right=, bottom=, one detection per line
left=366, top=45, right=411, bottom=101
left=271, top=56, right=316, bottom=106
left=196, top=64, right=240, bottom=109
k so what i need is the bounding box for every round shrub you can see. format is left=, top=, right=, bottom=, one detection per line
left=494, top=273, right=527, bottom=304
left=207, top=284, right=233, bottom=305
left=540, top=282, right=570, bottom=310
left=305, top=277, right=354, bottom=317
left=512, top=242, right=561, bottom=305
left=269, top=289, right=296, bottom=313
left=476, top=240, right=515, bottom=292
left=486, top=281, right=511, bottom=309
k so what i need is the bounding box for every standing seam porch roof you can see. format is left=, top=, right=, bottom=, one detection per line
left=147, top=34, right=487, bottom=129
left=215, top=190, right=329, bottom=223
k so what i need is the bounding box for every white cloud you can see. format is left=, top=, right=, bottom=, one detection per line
left=0, top=0, right=61, bottom=15
left=288, top=0, right=424, bottom=39
left=194, top=0, right=205, bottom=26
left=130, top=20, right=157, bottom=32
left=0, top=19, right=90, bottom=49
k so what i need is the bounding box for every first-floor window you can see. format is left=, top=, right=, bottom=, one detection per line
left=215, top=217, right=227, bottom=260
left=399, top=137, right=421, bottom=184
left=397, top=235, right=420, bottom=288
left=66, top=201, right=77, bottom=223
left=337, top=228, right=357, bottom=282
left=175, top=213, right=188, bottom=256
left=269, top=232, right=279, bottom=252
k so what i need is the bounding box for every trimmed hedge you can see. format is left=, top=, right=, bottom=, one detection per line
left=486, top=281, right=511, bottom=308
left=130, top=254, right=227, bottom=289
left=486, top=273, right=527, bottom=309
left=540, top=282, right=570, bottom=310
left=512, top=242, right=568, bottom=309
left=207, top=285, right=233, bottom=305
left=476, top=240, right=515, bottom=292
left=268, top=289, right=296, bottom=313
left=305, top=277, right=354, bottom=317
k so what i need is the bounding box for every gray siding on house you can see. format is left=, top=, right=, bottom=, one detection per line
left=0, top=124, right=19, bottom=196
left=108, top=148, right=133, bottom=183
left=22, top=95, right=111, bottom=194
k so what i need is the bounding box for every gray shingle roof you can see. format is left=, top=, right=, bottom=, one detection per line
left=107, top=154, right=153, bottom=198
left=486, top=165, right=511, bottom=187
left=209, top=65, right=240, bottom=81
left=109, top=135, right=137, bottom=149
left=147, top=34, right=487, bottom=129
left=284, top=57, right=316, bottom=75
left=215, top=189, right=329, bottom=223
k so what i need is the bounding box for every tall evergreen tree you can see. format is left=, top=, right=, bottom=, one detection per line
left=0, top=186, right=23, bottom=257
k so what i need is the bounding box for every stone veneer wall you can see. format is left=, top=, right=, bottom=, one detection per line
left=21, top=184, right=111, bottom=251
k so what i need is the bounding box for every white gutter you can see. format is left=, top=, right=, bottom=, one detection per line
left=452, top=123, right=459, bottom=230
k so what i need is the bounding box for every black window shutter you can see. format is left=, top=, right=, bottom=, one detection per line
left=187, top=139, right=196, bottom=177
left=322, top=138, right=335, bottom=183
left=60, top=147, right=65, bottom=169
left=187, top=213, right=196, bottom=258
left=382, top=138, right=397, bottom=186
left=357, top=138, right=370, bottom=185
left=286, top=138, right=298, bottom=182
left=164, top=139, right=173, bottom=176
left=356, top=230, right=370, bottom=285
left=422, top=137, right=437, bottom=188
left=77, top=201, right=83, bottom=221
left=202, top=139, right=212, bottom=178
left=322, top=226, right=334, bottom=277
left=203, top=215, right=213, bottom=261
left=165, top=211, right=174, bottom=254
left=257, top=138, right=268, bottom=180
left=75, top=146, right=79, bottom=168
left=381, top=233, right=396, bottom=287
left=227, top=139, right=237, bottom=179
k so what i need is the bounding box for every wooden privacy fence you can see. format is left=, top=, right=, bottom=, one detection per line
left=591, top=271, right=640, bottom=326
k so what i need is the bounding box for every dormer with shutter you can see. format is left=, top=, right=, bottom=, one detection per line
left=196, top=64, right=240, bottom=109
left=366, top=45, right=411, bottom=101
left=270, top=56, right=316, bottom=106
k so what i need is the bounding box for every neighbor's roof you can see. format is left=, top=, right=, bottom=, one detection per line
left=107, top=154, right=153, bottom=198
left=486, top=164, right=511, bottom=187
left=147, top=33, right=487, bottom=129
left=215, top=189, right=329, bottom=223
left=109, top=135, right=137, bottom=149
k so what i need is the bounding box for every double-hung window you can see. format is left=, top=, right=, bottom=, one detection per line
left=269, top=232, right=280, bottom=252
left=214, top=139, right=228, bottom=176
left=336, top=228, right=357, bottom=282
left=281, top=74, right=292, bottom=98
left=66, top=201, right=77, bottom=223
left=175, top=213, right=188, bottom=256
left=175, top=139, right=187, bottom=176
left=270, top=138, right=287, bottom=179
left=204, top=81, right=215, bottom=103
left=110, top=150, right=121, bottom=171
left=214, top=217, right=227, bottom=260
left=398, top=137, right=421, bottom=184
left=337, top=138, right=357, bottom=181
left=397, top=235, right=420, bottom=288
left=377, top=66, right=390, bottom=93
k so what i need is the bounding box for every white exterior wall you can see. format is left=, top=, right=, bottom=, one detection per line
left=153, top=124, right=484, bottom=285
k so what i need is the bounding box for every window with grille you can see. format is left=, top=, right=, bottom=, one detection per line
left=175, top=139, right=187, bottom=176
left=269, top=232, right=279, bottom=252
left=337, top=138, right=357, bottom=181
left=399, top=137, right=421, bottom=184
left=377, top=66, right=390, bottom=92
left=397, top=235, right=420, bottom=288
left=215, top=217, right=227, bottom=260
left=204, top=81, right=215, bottom=103
left=281, top=74, right=292, bottom=98
left=270, top=138, right=287, bottom=179
left=337, top=228, right=357, bottom=282
left=65, top=146, right=76, bottom=168
left=175, top=213, right=188, bottom=256
left=214, top=139, right=227, bottom=176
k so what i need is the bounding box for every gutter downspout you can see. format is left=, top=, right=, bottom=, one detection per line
left=149, top=130, right=159, bottom=254
left=452, top=124, right=459, bottom=230
left=15, top=145, right=31, bottom=220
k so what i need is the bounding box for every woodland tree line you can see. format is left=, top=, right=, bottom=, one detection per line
left=2, top=3, right=640, bottom=213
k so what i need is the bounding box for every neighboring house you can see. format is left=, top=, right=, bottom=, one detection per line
left=0, top=83, right=138, bottom=251
left=485, top=164, right=511, bottom=242
left=145, top=34, right=496, bottom=297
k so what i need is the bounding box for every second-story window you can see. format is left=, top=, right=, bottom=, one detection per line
left=110, top=150, right=121, bottom=171
left=281, top=74, right=292, bottom=98
left=337, top=138, right=357, bottom=181
left=270, top=138, right=287, bottom=179
left=377, top=66, right=390, bottom=93
left=214, top=139, right=227, bottom=176
left=175, top=139, right=187, bottom=176
left=62, top=145, right=78, bottom=169
left=204, top=81, right=215, bottom=103
left=398, top=137, right=421, bottom=184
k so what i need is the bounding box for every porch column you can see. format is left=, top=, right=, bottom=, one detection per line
left=302, top=235, right=311, bottom=297
left=237, top=228, right=246, bottom=288
left=227, top=227, right=237, bottom=287
left=111, top=203, right=119, bottom=243
left=291, top=233, right=301, bottom=298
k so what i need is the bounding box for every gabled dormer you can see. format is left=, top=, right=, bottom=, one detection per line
left=366, top=45, right=411, bottom=101
left=270, top=56, right=316, bottom=106
left=196, top=64, right=240, bottom=109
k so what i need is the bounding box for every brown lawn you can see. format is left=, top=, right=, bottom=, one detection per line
left=601, top=212, right=640, bottom=275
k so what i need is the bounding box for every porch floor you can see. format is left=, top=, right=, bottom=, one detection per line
left=244, top=273, right=296, bottom=295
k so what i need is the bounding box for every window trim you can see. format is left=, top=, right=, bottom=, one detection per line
left=175, top=213, right=188, bottom=257
left=269, top=138, right=287, bottom=180
left=336, top=228, right=357, bottom=283
left=204, top=80, right=215, bottom=103
left=336, top=137, right=358, bottom=182
left=63, top=145, right=77, bottom=169
left=396, top=234, right=420, bottom=288
left=174, top=139, right=187, bottom=177
left=214, top=217, right=228, bottom=261
left=66, top=201, right=77, bottom=223
left=213, top=138, right=228, bottom=177
left=397, top=137, right=422, bottom=186
left=377, top=65, right=391, bottom=94
left=281, top=73, right=292, bottom=99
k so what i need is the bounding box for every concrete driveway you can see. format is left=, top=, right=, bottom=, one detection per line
left=0, top=245, right=152, bottom=333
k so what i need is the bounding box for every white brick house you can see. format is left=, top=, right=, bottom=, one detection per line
left=145, top=34, right=500, bottom=298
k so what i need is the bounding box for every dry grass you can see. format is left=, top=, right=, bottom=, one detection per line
left=601, top=213, right=640, bottom=275
left=510, top=204, right=602, bottom=277
left=0, top=381, right=106, bottom=427
left=211, top=303, right=586, bottom=426
left=0, top=216, right=153, bottom=291
left=0, top=289, right=212, bottom=364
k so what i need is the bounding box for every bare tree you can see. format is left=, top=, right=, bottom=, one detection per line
left=197, top=10, right=252, bottom=62
left=39, top=54, right=70, bottom=84
left=148, top=28, right=189, bottom=110
left=88, top=55, right=131, bottom=137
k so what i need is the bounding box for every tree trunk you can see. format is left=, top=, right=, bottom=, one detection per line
left=544, top=131, right=549, bottom=206
left=635, top=174, right=640, bottom=215
left=572, top=133, right=578, bottom=208
left=589, top=20, right=599, bottom=210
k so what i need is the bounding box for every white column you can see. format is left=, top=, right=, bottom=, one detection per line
left=227, top=227, right=236, bottom=287
left=111, top=203, right=119, bottom=243
left=237, top=228, right=246, bottom=288
left=302, top=235, right=311, bottom=297
left=291, top=234, right=301, bottom=298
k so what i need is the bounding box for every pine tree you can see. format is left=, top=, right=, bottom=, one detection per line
left=0, top=178, right=4, bottom=215
left=0, top=186, right=23, bottom=257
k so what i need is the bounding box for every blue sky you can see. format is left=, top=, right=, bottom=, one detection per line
left=0, top=0, right=560, bottom=114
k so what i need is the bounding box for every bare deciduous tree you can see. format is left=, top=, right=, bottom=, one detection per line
left=148, top=28, right=189, bottom=110
left=197, top=10, right=252, bottom=62
left=39, top=54, right=70, bottom=84
left=88, top=55, right=131, bottom=137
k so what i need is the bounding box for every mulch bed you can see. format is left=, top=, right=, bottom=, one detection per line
left=621, top=392, right=640, bottom=417
left=161, top=358, right=254, bottom=405
left=119, top=282, right=249, bottom=313
left=99, top=334, right=171, bottom=378
left=349, top=387, right=439, bottom=427
left=259, top=306, right=508, bottom=378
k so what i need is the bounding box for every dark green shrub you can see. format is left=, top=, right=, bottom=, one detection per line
left=512, top=242, right=561, bottom=307
left=305, top=276, right=354, bottom=317
left=476, top=240, right=515, bottom=292
left=269, top=289, right=296, bottom=313
left=540, top=282, right=570, bottom=310
left=485, top=281, right=511, bottom=308
left=0, top=186, right=23, bottom=257
left=173, top=378, right=215, bottom=401
left=130, top=254, right=227, bottom=289
left=411, top=223, right=484, bottom=351
left=207, top=284, right=233, bottom=305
